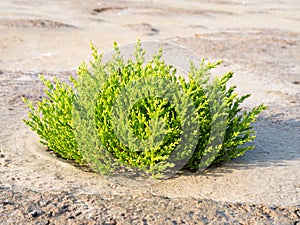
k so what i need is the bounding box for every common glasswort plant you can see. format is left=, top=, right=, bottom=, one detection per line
left=23, top=40, right=266, bottom=178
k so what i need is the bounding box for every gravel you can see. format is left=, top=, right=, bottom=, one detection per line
left=1, top=187, right=299, bottom=225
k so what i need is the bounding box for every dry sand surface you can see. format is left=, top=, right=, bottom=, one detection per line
left=0, top=0, right=299, bottom=224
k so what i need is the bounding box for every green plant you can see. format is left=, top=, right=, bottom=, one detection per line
left=23, top=76, right=81, bottom=162
left=23, top=40, right=266, bottom=178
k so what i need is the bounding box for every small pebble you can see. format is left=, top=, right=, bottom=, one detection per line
left=110, top=218, right=117, bottom=225
left=29, top=210, right=42, bottom=218
left=2, top=200, right=14, bottom=206
left=295, top=209, right=300, bottom=218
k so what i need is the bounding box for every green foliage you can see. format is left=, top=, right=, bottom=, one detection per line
left=23, top=40, right=266, bottom=177
left=23, top=76, right=82, bottom=163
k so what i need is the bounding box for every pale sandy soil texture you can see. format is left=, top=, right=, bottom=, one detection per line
left=0, top=0, right=299, bottom=224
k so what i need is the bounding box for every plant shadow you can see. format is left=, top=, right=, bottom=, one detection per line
left=176, top=117, right=300, bottom=179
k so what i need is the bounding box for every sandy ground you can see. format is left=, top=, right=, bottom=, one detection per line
left=0, top=0, right=300, bottom=224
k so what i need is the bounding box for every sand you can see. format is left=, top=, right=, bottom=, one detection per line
left=0, top=0, right=299, bottom=224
